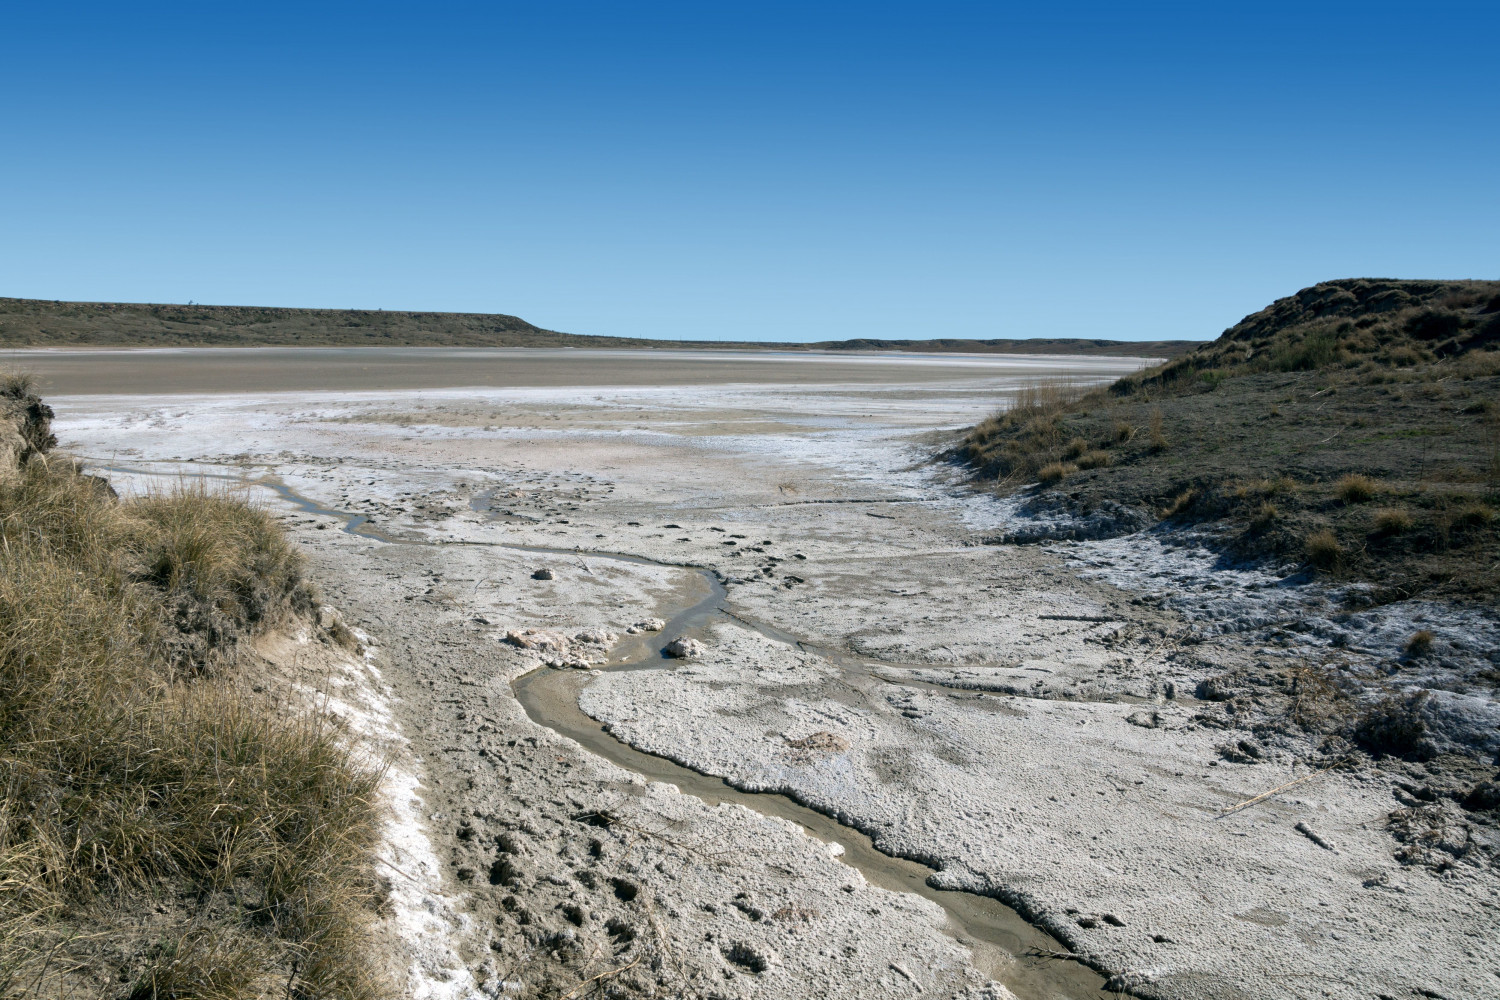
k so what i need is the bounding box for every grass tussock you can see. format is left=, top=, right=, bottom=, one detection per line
left=0, top=456, right=385, bottom=998
left=1304, top=528, right=1343, bottom=570
left=955, top=380, right=1103, bottom=484
left=1336, top=474, right=1377, bottom=504
left=1036, top=461, right=1073, bottom=485
left=1373, top=507, right=1415, bottom=535
left=1405, top=630, right=1435, bottom=658
left=953, top=277, right=1500, bottom=601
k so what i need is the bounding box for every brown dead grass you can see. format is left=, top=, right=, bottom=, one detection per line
left=1336, top=474, right=1378, bottom=504
left=1305, top=528, right=1343, bottom=570
left=0, top=457, right=385, bottom=998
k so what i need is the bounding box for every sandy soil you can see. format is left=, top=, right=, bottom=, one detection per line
left=40, top=349, right=1500, bottom=1000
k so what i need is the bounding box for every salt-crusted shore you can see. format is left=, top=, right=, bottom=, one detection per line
left=45, top=355, right=1500, bottom=1000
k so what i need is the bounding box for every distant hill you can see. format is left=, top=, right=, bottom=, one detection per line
left=956, top=277, right=1500, bottom=601
left=0, top=297, right=1197, bottom=357
left=804, top=337, right=1197, bottom=358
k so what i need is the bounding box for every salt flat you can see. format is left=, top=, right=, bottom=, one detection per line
left=38, top=348, right=1499, bottom=1000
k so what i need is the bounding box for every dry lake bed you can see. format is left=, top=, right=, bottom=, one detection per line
left=14, top=347, right=1498, bottom=1000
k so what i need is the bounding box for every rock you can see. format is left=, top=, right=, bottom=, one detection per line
left=1461, top=780, right=1500, bottom=812
left=317, top=605, right=343, bottom=630
left=1196, top=673, right=1242, bottom=701
left=625, top=618, right=666, bottom=634
left=505, top=627, right=616, bottom=667
left=663, top=637, right=705, bottom=659
left=783, top=731, right=850, bottom=764
left=531, top=568, right=555, bottom=580
left=505, top=629, right=572, bottom=653
left=1217, top=738, right=1265, bottom=764
left=721, top=939, right=775, bottom=973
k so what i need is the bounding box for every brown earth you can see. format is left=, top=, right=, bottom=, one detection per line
left=0, top=296, right=1197, bottom=357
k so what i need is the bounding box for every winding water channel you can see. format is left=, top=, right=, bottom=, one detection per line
left=105, top=462, right=1110, bottom=999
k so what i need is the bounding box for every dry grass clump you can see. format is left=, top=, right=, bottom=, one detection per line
left=1036, top=461, right=1073, bottom=485
left=1074, top=449, right=1112, bottom=470
left=1146, top=407, right=1168, bottom=453
left=1305, top=528, right=1343, bottom=569
left=1249, top=501, right=1279, bottom=532
left=1404, top=630, right=1435, bottom=658
left=958, top=380, right=1097, bottom=484
left=1163, top=489, right=1197, bottom=518
left=0, top=458, right=384, bottom=998
left=1234, top=475, right=1296, bottom=500
left=1336, top=474, right=1378, bottom=503
left=1373, top=507, right=1415, bottom=535
left=1454, top=502, right=1495, bottom=528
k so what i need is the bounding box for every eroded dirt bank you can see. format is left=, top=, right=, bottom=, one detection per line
left=42, top=355, right=1500, bottom=1000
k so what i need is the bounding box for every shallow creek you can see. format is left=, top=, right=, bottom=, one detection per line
left=113, top=465, right=1108, bottom=998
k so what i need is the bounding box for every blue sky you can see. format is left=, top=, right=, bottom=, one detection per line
left=3, top=2, right=1495, bottom=342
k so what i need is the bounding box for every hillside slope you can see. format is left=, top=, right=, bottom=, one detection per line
left=0, top=296, right=1198, bottom=356
left=957, top=278, right=1500, bottom=602
left=0, top=379, right=385, bottom=997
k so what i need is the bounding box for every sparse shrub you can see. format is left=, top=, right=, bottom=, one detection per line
left=1336, top=474, right=1377, bottom=503
left=1271, top=328, right=1339, bottom=371
left=1405, top=309, right=1463, bottom=342
left=1113, top=420, right=1136, bottom=443
left=1075, top=450, right=1112, bottom=470
left=1305, top=528, right=1343, bottom=569
left=1454, top=502, right=1495, bottom=528
left=1198, top=369, right=1227, bottom=389
left=1147, top=407, right=1168, bottom=453
left=1383, top=344, right=1423, bottom=367
left=1062, top=437, right=1088, bottom=460
left=1036, top=462, right=1073, bottom=486
left=1373, top=507, right=1414, bottom=535
left=1404, top=630, right=1435, bottom=658
left=1236, top=475, right=1295, bottom=500
left=1164, top=489, right=1197, bottom=517
left=1287, top=666, right=1350, bottom=732
left=1250, top=501, right=1278, bottom=531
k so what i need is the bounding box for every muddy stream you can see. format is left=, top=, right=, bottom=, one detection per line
left=108, top=464, right=1110, bottom=999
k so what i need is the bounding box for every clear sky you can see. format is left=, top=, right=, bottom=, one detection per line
left=3, top=2, right=1496, bottom=342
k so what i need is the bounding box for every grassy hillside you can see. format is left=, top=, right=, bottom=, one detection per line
left=0, top=297, right=1198, bottom=357
left=957, top=278, right=1500, bottom=602
left=0, top=378, right=384, bottom=998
